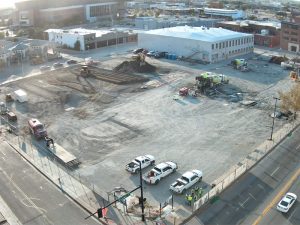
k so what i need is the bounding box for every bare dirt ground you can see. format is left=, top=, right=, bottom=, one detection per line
left=0, top=52, right=293, bottom=208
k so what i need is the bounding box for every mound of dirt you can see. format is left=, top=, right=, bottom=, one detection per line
left=113, top=60, right=156, bottom=73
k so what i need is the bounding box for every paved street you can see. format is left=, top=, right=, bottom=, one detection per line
left=0, top=141, right=101, bottom=225
left=254, top=175, right=300, bottom=225
left=186, top=125, right=300, bottom=225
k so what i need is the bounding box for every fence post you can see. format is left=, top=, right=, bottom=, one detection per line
left=160, top=203, right=162, bottom=217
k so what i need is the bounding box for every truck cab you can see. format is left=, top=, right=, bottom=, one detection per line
left=28, top=118, right=47, bottom=139
left=143, top=162, right=177, bottom=184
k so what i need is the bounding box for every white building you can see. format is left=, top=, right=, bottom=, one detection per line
left=204, top=8, right=246, bottom=20
left=46, top=28, right=137, bottom=51
left=138, top=26, right=254, bottom=63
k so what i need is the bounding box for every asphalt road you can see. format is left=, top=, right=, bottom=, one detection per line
left=0, top=141, right=101, bottom=225
left=255, top=175, right=300, bottom=225
left=186, top=125, right=300, bottom=225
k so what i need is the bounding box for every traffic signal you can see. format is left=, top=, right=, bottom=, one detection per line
left=138, top=197, right=146, bottom=204
left=97, top=208, right=103, bottom=218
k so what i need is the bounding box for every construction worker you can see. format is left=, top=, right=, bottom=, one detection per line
left=198, top=187, right=203, bottom=198
left=194, top=187, right=199, bottom=200
left=187, top=195, right=193, bottom=206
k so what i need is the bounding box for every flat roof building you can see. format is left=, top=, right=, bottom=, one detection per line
left=46, top=28, right=137, bottom=51
left=204, top=8, right=246, bottom=20
left=138, top=26, right=254, bottom=63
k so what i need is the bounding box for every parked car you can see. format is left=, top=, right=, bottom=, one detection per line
left=40, top=65, right=51, bottom=71
left=132, top=48, right=144, bottom=54
left=126, top=155, right=155, bottom=173
left=143, top=162, right=177, bottom=184
left=66, top=59, right=78, bottom=64
left=53, top=62, right=64, bottom=68
left=170, top=170, right=203, bottom=194
left=154, top=52, right=167, bottom=59
left=277, top=192, right=297, bottom=213
left=146, top=51, right=157, bottom=58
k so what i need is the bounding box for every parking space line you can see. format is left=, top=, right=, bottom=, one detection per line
left=270, top=167, right=280, bottom=177
left=249, top=193, right=257, bottom=200
left=252, top=167, right=300, bottom=225
left=239, top=197, right=250, bottom=208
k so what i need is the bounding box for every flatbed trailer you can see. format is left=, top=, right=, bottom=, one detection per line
left=47, top=143, right=80, bottom=169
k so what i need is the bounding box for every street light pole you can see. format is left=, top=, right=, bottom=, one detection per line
left=269, top=97, right=280, bottom=141
left=139, top=161, right=145, bottom=222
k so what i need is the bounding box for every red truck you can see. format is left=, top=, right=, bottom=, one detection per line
left=28, top=118, right=47, bottom=139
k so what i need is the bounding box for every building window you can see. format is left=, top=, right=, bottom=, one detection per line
left=222, top=42, right=225, bottom=48
left=238, top=39, right=240, bottom=45
left=235, top=40, right=237, bottom=45
left=229, top=41, right=231, bottom=47
left=226, top=41, right=228, bottom=47
left=212, top=44, right=214, bottom=50
left=291, top=32, right=298, bottom=35
left=284, top=30, right=290, bottom=34
left=283, top=36, right=289, bottom=40
left=291, top=38, right=298, bottom=42
left=215, top=43, right=218, bottom=49
left=219, top=43, right=221, bottom=49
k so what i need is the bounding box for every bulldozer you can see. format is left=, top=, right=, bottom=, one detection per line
left=80, top=65, right=91, bottom=77
left=131, top=53, right=146, bottom=66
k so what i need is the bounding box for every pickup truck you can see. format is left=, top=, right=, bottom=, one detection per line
left=169, top=170, right=203, bottom=194
left=126, top=155, right=155, bottom=173
left=143, top=162, right=177, bottom=184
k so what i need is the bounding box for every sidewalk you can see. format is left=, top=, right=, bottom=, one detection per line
left=0, top=194, right=22, bottom=225
left=2, top=132, right=166, bottom=225
left=1, top=118, right=298, bottom=225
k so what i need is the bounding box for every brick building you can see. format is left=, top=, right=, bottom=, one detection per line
left=13, top=0, right=125, bottom=26
left=217, top=20, right=281, bottom=48
left=280, top=17, right=300, bottom=53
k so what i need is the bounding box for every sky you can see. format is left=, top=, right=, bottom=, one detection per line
left=0, top=0, right=17, bottom=9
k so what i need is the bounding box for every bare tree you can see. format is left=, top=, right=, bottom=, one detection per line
left=279, top=83, right=300, bottom=119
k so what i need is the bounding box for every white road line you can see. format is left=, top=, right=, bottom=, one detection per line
left=2, top=170, right=53, bottom=224
left=296, top=144, right=300, bottom=150
left=270, top=167, right=280, bottom=177
left=239, top=197, right=250, bottom=208
left=257, top=184, right=265, bottom=191
left=249, top=193, right=257, bottom=200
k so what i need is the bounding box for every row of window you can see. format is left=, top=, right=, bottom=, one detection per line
left=283, top=36, right=299, bottom=42
left=90, top=5, right=111, bottom=17
left=212, top=37, right=253, bottom=50
left=284, top=30, right=299, bottom=36
left=228, top=46, right=253, bottom=54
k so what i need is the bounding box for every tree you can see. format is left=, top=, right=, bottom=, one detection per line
left=74, top=40, right=81, bottom=51
left=279, top=83, right=300, bottom=119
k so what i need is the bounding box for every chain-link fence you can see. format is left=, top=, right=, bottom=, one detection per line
left=193, top=120, right=299, bottom=212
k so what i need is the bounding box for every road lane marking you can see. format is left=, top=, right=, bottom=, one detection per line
left=2, top=170, right=53, bottom=224
left=252, top=167, right=300, bottom=225
left=270, top=167, right=280, bottom=177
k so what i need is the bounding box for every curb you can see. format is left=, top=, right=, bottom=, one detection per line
left=4, top=139, right=108, bottom=225
left=180, top=121, right=300, bottom=225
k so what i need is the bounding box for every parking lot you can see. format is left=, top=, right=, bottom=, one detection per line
left=0, top=47, right=294, bottom=210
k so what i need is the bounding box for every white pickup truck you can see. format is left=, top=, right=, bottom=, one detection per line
left=143, top=162, right=177, bottom=184
left=169, top=170, right=203, bottom=194
left=125, top=155, right=155, bottom=173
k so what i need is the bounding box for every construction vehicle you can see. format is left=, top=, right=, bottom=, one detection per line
left=290, top=68, right=300, bottom=81
left=231, top=59, right=248, bottom=71
left=7, top=112, right=17, bottom=122
left=80, top=65, right=91, bottom=77
left=0, top=102, right=8, bottom=115
left=131, top=53, right=146, bottom=66
left=179, top=87, right=189, bottom=96
left=5, top=94, right=13, bottom=102
left=195, top=72, right=229, bottom=94
left=28, top=118, right=47, bottom=139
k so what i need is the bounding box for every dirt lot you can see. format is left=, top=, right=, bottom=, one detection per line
left=0, top=52, right=293, bottom=208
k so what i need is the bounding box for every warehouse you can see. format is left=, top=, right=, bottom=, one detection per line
left=138, top=26, right=254, bottom=63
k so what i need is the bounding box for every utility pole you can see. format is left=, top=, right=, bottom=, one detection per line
left=269, top=97, right=280, bottom=140
left=139, top=161, right=145, bottom=221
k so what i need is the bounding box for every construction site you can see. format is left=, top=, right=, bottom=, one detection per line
left=0, top=49, right=297, bottom=211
